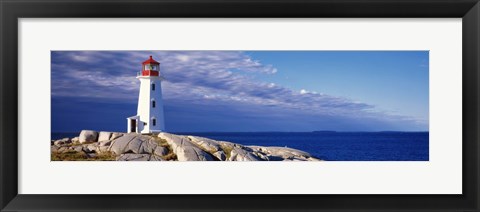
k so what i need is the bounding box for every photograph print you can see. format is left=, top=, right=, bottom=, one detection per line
left=51, top=51, right=429, bottom=161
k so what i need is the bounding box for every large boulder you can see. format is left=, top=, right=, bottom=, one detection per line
left=51, top=145, right=59, bottom=152
left=116, top=154, right=151, bottom=161
left=248, top=146, right=321, bottom=161
left=217, top=141, right=261, bottom=161
left=110, top=132, right=124, bottom=140
left=53, top=138, right=71, bottom=146
left=213, top=151, right=227, bottom=161
left=109, top=134, right=142, bottom=155
left=228, top=146, right=261, bottom=161
left=83, top=144, right=97, bottom=153
left=109, top=134, right=162, bottom=155
left=57, top=146, right=69, bottom=153
left=263, top=146, right=311, bottom=158
left=137, top=138, right=160, bottom=154
left=218, top=141, right=238, bottom=150
left=153, top=146, right=169, bottom=157
left=98, top=140, right=112, bottom=147
left=98, top=131, right=112, bottom=141
left=188, top=135, right=227, bottom=160
left=79, top=130, right=98, bottom=143
left=187, top=136, right=223, bottom=153
left=73, top=146, right=83, bottom=153
left=149, top=155, right=165, bottom=161
left=116, top=154, right=165, bottom=161
left=158, top=133, right=215, bottom=161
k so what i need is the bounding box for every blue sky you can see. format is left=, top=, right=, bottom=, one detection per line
left=51, top=51, right=429, bottom=133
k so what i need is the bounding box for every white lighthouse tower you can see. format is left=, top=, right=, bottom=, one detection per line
left=127, top=56, right=165, bottom=133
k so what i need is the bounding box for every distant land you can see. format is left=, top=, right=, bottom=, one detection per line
left=313, top=130, right=428, bottom=133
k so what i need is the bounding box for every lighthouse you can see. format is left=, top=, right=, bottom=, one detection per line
left=127, top=56, right=166, bottom=133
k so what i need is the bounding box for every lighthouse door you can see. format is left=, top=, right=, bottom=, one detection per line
left=131, top=119, right=136, bottom=133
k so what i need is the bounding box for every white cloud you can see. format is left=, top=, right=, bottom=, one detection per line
left=176, top=55, right=190, bottom=62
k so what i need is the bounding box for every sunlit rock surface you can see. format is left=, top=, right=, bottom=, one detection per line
left=51, top=130, right=322, bottom=161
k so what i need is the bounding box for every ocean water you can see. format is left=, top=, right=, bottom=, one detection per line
left=52, top=131, right=428, bottom=161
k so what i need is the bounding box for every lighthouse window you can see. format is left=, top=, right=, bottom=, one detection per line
left=152, top=83, right=155, bottom=91
left=152, top=100, right=156, bottom=108
left=152, top=118, right=156, bottom=126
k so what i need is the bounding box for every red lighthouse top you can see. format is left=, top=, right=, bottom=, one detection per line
left=141, top=55, right=160, bottom=77
left=142, top=55, right=160, bottom=65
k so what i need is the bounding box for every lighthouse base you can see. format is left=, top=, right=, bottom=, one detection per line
left=126, top=115, right=165, bottom=133
left=126, top=116, right=139, bottom=133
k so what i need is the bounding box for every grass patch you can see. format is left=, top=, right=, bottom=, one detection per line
left=51, top=150, right=116, bottom=161
left=161, top=152, right=177, bottom=161
left=152, top=137, right=169, bottom=147
left=51, top=150, right=87, bottom=161
left=95, top=152, right=117, bottom=161
left=59, top=141, right=95, bottom=147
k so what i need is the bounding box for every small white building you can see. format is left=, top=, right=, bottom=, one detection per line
left=127, top=56, right=166, bottom=133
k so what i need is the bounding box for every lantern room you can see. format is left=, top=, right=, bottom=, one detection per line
left=141, top=55, right=160, bottom=76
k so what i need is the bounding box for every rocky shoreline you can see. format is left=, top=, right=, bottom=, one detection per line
left=51, top=130, right=322, bottom=161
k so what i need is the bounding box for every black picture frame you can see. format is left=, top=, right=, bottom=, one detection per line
left=1, top=0, right=479, bottom=211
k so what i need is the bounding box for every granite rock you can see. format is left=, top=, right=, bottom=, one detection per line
left=79, top=130, right=98, bottom=143
left=158, top=133, right=215, bottom=161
